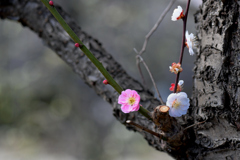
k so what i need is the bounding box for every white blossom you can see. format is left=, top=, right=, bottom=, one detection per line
left=171, top=6, right=184, bottom=21
left=166, top=92, right=190, bottom=117
left=185, top=31, right=197, bottom=55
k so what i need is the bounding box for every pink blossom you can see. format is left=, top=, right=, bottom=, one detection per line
left=118, top=89, right=140, bottom=113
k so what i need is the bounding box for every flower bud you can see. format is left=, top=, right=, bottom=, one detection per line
left=75, top=43, right=80, bottom=47
left=103, top=80, right=109, bottom=85
left=49, top=1, right=54, bottom=6
left=169, top=62, right=183, bottom=74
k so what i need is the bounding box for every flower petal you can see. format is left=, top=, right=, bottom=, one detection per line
left=121, top=104, right=131, bottom=113
left=131, top=104, right=140, bottom=112
left=189, top=48, right=194, bottom=55
left=171, top=6, right=184, bottom=21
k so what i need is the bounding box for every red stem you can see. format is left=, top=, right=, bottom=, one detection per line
left=173, top=0, right=191, bottom=93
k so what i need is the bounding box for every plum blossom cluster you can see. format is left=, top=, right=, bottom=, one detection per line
left=117, top=5, right=195, bottom=117
left=171, top=6, right=197, bottom=56
left=164, top=5, right=195, bottom=117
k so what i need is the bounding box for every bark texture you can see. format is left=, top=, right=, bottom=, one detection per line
left=1, top=0, right=240, bottom=159
left=192, top=0, right=240, bottom=159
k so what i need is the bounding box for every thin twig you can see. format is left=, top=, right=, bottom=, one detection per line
left=134, top=0, right=176, bottom=102
left=139, top=0, right=177, bottom=56
left=134, top=48, right=146, bottom=87
left=184, top=120, right=206, bottom=131
left=137, top=62, right=147, bottom=87
left=126, top=120, right=168, bottom=141
left=173, top=0, right=191, bottom=93
left=136, top=55, right=164, bottom=105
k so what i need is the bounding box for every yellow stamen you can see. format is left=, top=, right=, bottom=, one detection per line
left=128, top=97, right=136, bottom=106
left=172, top=99, right=181, bottom=108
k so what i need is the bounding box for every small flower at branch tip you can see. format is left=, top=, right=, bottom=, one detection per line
left=169, top=80, right=184, bottom=92
left=185, top=31, right=198, bottom=56
left=169, top=62, right=183, bottom=74
left=103, top=80, right=109, bottom=85
left=118, top=89, right=140, bottom=113
left=166, top=92, right=190, bottom=117
left=171, top=6, right=184, bottom=21
left=49, top=1, right=54, bottom=6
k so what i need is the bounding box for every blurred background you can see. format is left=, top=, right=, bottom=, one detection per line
left=0, top=0, right=201, bottom=159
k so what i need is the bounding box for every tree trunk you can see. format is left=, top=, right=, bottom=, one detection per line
left=191, top=0, right=240, bottom=159
left=1, top=0, right=240, bottom=159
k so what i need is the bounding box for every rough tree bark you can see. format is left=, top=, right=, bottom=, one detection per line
left=192, top=0, right=240, bottom=159
left=0, top=0, right=240, bottom=159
